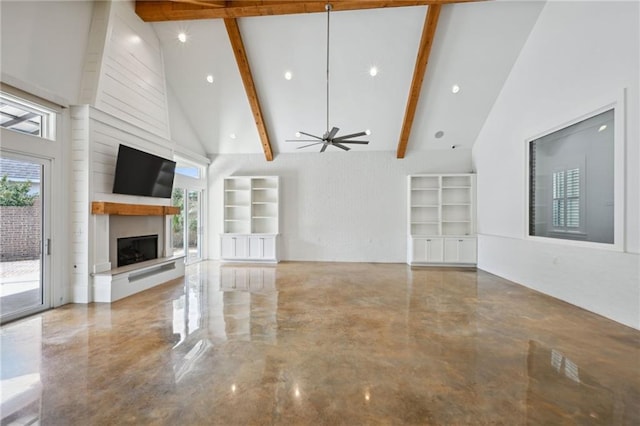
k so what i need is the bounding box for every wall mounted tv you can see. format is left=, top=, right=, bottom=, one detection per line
left=112, top=144, right=176, bottom=199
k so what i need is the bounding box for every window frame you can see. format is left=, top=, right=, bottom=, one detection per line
left=524, top=90, right=625, bottom=251
left=0, top=91, right=57, bottom=141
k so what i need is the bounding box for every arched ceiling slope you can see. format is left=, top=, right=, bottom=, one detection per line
left=150, top=1, right=544, bottom=159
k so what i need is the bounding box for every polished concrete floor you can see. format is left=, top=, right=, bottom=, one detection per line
left=1, top=261, right=639, bottom=425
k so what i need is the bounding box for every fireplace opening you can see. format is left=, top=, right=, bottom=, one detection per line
left=117, top=234, right=158, bottom=267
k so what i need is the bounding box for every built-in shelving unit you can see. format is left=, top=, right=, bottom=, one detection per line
left=222, top=176, right=279, bottom=263
left=408, top=174, right=476, bottom=266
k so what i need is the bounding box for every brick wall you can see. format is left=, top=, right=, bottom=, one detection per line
left=0, top=197, right=42, bottom=261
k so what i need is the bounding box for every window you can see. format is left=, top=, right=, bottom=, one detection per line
left=0, top=92, right=56, bottom=140
left=529, top=109, right=614, bottom=244
left=174, top=158, right=204, bottom=179
left=552, top=167, right=580, bottom=231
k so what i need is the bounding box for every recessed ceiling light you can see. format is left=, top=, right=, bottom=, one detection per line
left=229, top=133, right=236, bottom=139
left=435, top=130, right=444, bottom=138
left=295, top=132, right=301, bottom=138
left=598, top=125, right=607, bottom=132
left=369, top=66, right=378, bottom=77
left=451, top=84, right=460, bottom=94
left=206, top=75, right=214, bottom=83
left=284, top=71, right=293, bottom=80
left=365, top=129, right=371, bottom=135
left=130, top=35, right=141, bottom=44
left=178, top=32, right=187, bottom=43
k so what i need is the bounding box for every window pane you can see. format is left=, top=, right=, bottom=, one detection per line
left=553, top=199, right=564, bottom=227
left=0, top=93, right=55, bottom=140
left=529, top=109, right=614, bottom=243
left=553, top=171, right=564, bottom=199
left=567, top=199, right=580, bottom=228
left=566, top=168, right=580, bottom=198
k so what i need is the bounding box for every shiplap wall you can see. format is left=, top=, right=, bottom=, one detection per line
left=89, top=108, right=174, bottom=202
left=80, top=1, right=171, bottom=139
left=71, top=106, right=176, bottom=302
left=70, top=106, right=92, bottom=302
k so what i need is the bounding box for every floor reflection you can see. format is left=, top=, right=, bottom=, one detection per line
left=0, top=317, right=42, bottom=425
left=527, top=340, right=615, bottom=424
left=170, top=265, right=279, bottom=388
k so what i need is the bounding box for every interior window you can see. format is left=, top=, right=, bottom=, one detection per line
left=529, top=109, right=614, bottom=244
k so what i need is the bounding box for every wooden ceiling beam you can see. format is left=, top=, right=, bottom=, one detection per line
left=170, top=0, right=226, bottom=7
left=224, top=18, right=274, bottom=161
left=136, top=0, right=482, bottom=22
left=396, top=3, right=440, bottom=159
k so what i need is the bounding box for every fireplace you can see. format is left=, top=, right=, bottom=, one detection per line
left=117, top=234, right=158, bottom=267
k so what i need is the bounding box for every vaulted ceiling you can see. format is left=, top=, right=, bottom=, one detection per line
left=141, top=0, right=545, bottom=160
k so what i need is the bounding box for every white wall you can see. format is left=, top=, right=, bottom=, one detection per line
left=0, top=1, right=94, bottom=106
left=166, top=84, right=207, bottom=157
left=209, top=150, right=472, bottom=262
left=473, top=1, right=639, bottom=329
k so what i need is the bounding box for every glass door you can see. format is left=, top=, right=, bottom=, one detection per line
left=171, top=188, right=185, bottom=258
left=0, top=154, right=50, bottom=323
left=186, top=190, right=202, bottom=263
left=171, top=188, right=202, bottom=263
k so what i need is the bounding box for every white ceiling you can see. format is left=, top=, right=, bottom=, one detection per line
left=152, top=1, right=545, bottom=157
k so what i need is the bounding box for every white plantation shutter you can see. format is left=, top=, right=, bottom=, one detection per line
left=552, top=168, right=580, bottom=231
left=566, top=168, right=580, bottom=228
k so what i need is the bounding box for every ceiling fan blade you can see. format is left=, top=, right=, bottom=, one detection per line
left=327, top=127, right=340, bottom=140
left=333, top=131, right=367, bottom=141
left=332, top=142, right=351, bottom=151
left=320, top=143, right=328, bottom=153
left=297, top=142, right=323, bottom=149
left=336, top=140, right=369, bottom=145
left=286, top=139, right=322, bottom=143
left=299, top=131, right=323, bottom=140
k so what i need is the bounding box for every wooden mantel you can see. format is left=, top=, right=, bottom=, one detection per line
left=91, top=202, right=180, bottom=216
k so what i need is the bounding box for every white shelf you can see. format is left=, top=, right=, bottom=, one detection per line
left=408, top=174, right=476, bottom=266
left=223, top=176, right=280, bottom=262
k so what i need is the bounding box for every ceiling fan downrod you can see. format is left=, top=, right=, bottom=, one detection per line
left=285, top=2, right=370, bottom=152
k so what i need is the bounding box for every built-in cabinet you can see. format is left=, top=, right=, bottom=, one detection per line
left=408, top=174, right=476, bottom=266
left=221, top=176, right=279, bottom=262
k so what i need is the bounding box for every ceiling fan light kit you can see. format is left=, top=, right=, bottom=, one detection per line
left=287, top=3, right=370, bottom=152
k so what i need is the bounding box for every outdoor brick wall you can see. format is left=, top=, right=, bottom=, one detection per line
left=0, top=197, right=41, bottom=261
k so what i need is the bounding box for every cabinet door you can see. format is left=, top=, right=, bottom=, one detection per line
left=221, top=236, right=236, bottom=259
left=412, top=238, right=443, bottom=263
left=249, top=236, right=276, bottom=260
left=221, top=236, right=248, bottom=259
left=457, top=238, right=477, bottom=263
left=444, top=238, right=476, bottom=263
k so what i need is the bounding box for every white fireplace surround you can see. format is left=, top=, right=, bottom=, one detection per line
left=110, top=215, right=164, bottom=266
left=91, top=208, right=185, bottom=303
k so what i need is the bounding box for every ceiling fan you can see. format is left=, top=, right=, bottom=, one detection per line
left=287, top=3, right=370, bottom=152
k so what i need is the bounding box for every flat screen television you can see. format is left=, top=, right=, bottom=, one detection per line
left=112, top=144, right=176, bottom=199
